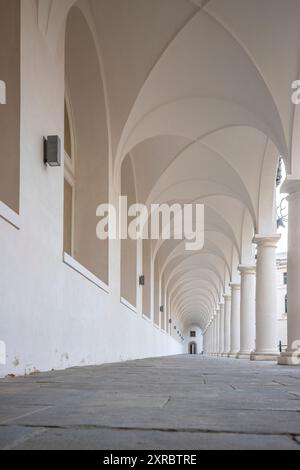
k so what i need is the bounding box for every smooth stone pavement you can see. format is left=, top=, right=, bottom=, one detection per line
left=0, top=355, right=300, bottom=450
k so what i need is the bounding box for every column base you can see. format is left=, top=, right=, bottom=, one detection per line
left=236, top=351, right=252, bottom=359
left=251, top=351, right=279, bottom=362
left=228, top=352, right=239, bottom=358
left=278, top=350, right=300, bottom=366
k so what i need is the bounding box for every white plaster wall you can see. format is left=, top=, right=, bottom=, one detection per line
left=0, top=1, right=183, bottom=378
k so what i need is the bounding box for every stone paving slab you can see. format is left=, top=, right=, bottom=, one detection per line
left=0, top=355, right=300, bottom=450
left=7, top=428, right=300, bottom=450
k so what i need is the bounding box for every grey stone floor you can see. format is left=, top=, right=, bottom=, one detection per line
left=0, top=355, right=300, bottom=450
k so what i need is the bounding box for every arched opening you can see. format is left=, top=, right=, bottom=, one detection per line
left=154, top=256, right=160, bottom=326
left=121, top=155, right=137, bottom=308
left=64, top=7, right=109, bottom=283
left=188, top=342, right=197, bottom=355
left=161, top=273, right=166, bottom=331
left=142, top=238, right=151, bottom=318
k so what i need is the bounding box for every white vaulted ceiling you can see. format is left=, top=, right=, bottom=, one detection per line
left=39, top=0, right=298, bottom=331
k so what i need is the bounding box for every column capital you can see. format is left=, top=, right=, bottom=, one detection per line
left=229, top=282, right=240, bottom=291
left=253, top=234, right=281, bottom=248
left=223, top=293, right=231, bottom=301
left=281, top=175, right=300, bottom=195
left=238, top=264, right=256, bottom=275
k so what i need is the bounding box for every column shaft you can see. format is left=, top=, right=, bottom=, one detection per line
left=237, top=266, right=256, bottom=359
left=229, top=284, right=240, bottom=357
left=223, top=295, right=231, bottom=356
left=279, top=180, right=300, bottom=365
left=219, top=304, right=225, bottom=355
left=252, top=235, right=280, bottom=361
left=213, top=315, right=217, bottom=354
left=216, top=310, right=220, bottom=355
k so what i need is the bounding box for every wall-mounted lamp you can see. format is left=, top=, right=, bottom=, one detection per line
left=169, top=319, right=172, bottom=324
left=160, top=306, right=164, bottom=313
left=139, top=275, right=145, bottom=286
left=44, top=136, right=61, bottom=167
left=174, top=326, right=177, bottom=330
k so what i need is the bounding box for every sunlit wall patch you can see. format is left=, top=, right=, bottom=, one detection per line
left=0, top=80, right=6, bottom=104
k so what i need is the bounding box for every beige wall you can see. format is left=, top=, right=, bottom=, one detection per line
left=65, top=7, right=109, bottom=284
left=0, top=0, right=20, bottom=213
left=121, top=155, right=137, bottom=307
left=142, top=238, right=151, bottom=318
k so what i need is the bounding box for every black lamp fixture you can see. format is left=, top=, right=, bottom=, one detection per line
left=277, top=196, right=288, bottom=229
left=160, top=305, right=164, bottom=313
left=169, top=318, right=172, bottom=324
left=44, top=136, right=61, bottom=167
left=139, top=275, right=145, bottom=286
left=276, top=157, right=283, bottom=187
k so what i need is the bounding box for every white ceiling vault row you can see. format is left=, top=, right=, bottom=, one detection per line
left=38, top=0, right=299, bottom=333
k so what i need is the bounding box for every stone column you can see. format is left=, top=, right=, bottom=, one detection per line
left=203, top=328, right=207, bottom=353
left=209, top=321, right=213, bottom=354
left=251, top=235, right=280, bottom=361
left=211, top=321, right=214, bottom=354
left=223, top=294, right=231, bottom=356
left=219, top=302, right=225, bottom=355
left=213, top=313, right=217, bottom=355
left=279, top=178, right=300, bottom=365
left=204, top=324, right=208, bottom=354
left=229, top=283, right=240, bottom=357
left=237, top=266, right=256, bottom=359
left=205, top=325, right=209, bottom=354
left=215, top=308, right=220, bottom=355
